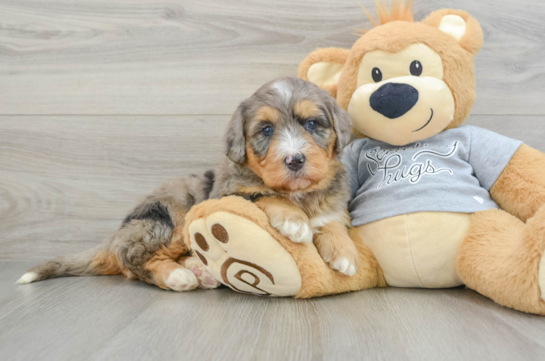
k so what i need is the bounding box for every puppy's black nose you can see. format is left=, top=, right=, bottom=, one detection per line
left=285, top=153, right=305, bottom=172
left=370, top=83, right=419, bottom=119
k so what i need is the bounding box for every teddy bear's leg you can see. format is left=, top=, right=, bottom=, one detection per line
left=184, top=196, right=385, bottom=298
left=457, top=206, right=545, bottom=314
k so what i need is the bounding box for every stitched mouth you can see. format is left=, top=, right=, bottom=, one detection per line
left=412, top=108, right=434, bottom=132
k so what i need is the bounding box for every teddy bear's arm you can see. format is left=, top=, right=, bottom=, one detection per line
left=490, top=144, right=545, bottom=222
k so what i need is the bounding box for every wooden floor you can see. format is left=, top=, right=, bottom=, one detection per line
left=3, top=260, right=545, bottom=361
left=1, top=0, right=545, bottom=360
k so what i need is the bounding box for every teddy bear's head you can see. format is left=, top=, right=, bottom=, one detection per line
left=298, top=1, right=483, bottom=146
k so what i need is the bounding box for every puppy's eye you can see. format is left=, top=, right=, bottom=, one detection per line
left=410, top=60, right=423, bottom=76
left=372, top=67, right=382, bottom=82
left=305, top=120, right=317, bottom=131
left=262, top=126, right=274, bottom=136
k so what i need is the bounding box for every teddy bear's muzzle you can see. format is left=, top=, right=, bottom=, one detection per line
left=347, top=76, right=455, bottom=146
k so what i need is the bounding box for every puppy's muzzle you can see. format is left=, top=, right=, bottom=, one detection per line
left=284, top=153, right=305, bottom=172
left=370, top=83, right=419, bottom=119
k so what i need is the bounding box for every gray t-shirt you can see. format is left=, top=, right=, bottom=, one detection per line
left=342, top=125, right=522, bottom=226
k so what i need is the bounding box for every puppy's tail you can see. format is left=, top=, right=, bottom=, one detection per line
left=16, top=246, right=122, bottom=284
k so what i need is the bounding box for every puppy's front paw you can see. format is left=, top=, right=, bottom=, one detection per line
left=315, top=236, right=359, bottom=276
left=272, top=218, right=313, bottom=244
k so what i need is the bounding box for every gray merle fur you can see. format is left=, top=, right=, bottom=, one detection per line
left=122, top=201, right=174, bottom=229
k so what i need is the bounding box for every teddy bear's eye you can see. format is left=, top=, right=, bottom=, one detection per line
left=372, top=67, right=383, bottom=82
left=410, top=60, right=423, bottom=76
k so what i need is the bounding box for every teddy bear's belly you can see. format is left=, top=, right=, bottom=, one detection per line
left=356, top=212, right=472, bottom=288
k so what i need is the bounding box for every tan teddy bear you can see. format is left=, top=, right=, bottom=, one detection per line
left=184, top=1, right=545, bottom=315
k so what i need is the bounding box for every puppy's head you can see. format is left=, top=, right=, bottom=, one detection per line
left=224, top=77, right=351, bottom=192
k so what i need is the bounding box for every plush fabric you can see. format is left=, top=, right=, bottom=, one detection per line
left=458, top=207, right=545, bottom=314
left=336, top=19, right=479, bottom=133
left=422, top=9, right=484, bottom=56
left=348, top=75, right=455, bottom=145
left=298, top=2, right=545, bottom=314
left=356, top=211, right=470, bottom=288
left=184, top=196, right=386, bottom=298
left=490, top=144, right=545, bottom=222
left=342, top=125, right=523, bottom=225
left=184, top=2, right=545, bottom=315
left=298, top=47, right=350, bottom=98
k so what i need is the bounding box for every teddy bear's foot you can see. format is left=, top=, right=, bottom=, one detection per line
left=185, top=201, right=303, bottom=296
left=458, top=206, right=545, bottom=315
left=184, top=196, right=386, bottom=298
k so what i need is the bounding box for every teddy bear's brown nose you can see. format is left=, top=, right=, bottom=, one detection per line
left=370, top=83, right=419, bottom=119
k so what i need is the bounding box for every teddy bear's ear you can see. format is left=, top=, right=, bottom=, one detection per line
left=422, top=9, right=484, bottom=57
left=298, top=48, right=350, bottom=98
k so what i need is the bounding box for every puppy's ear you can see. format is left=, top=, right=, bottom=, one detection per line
left=327, top=97, right=352, bottom=153
left=224, top=101, right=247, bottom=164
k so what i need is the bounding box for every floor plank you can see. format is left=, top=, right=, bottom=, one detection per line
left=1, top=0, right=544, bottom=115
left=309, top=289, right=545, bottom=360
left=0, top=261, right=161, bottom=361
left=1, top=261, right=545, bottom=361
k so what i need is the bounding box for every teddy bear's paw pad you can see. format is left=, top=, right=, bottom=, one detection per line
left=539, top=252, right=545, bottom=302
left=184, top=256, right=221, bottom=289
left=189, top=212, right=302, bottom=297
left=164, top=268, right=199, bottom=292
